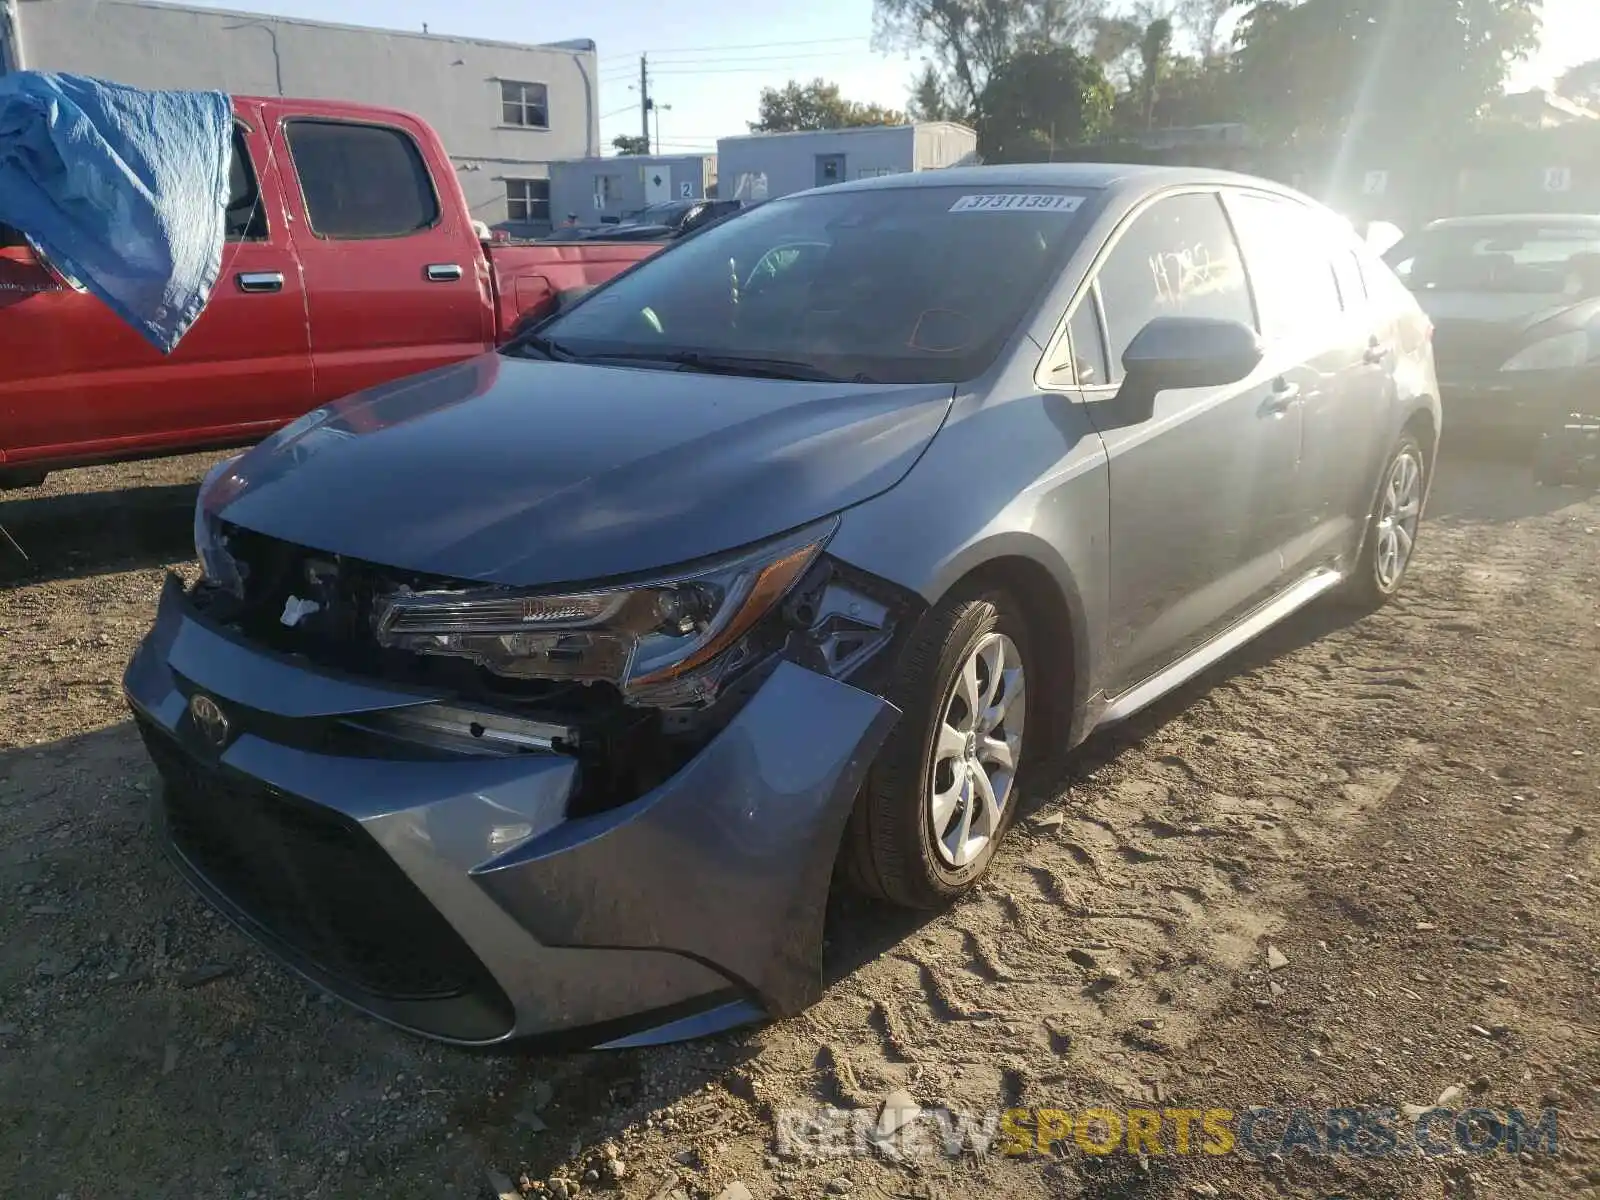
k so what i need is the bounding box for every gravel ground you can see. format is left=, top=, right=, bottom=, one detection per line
left=1, top=447, right=1597, bottom=1200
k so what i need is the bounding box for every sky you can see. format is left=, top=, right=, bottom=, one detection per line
left=185, top=0, right=1600, bottom=156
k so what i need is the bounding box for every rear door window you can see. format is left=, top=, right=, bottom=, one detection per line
left=1228, top=193, right=1351, bottom=339
left=226, top=125, right=268, bottom=242
left=1093, top=191, right=1255, bottom=383
left=285, top=120, right=440, bottom=239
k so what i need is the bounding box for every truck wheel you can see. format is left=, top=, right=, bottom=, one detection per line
left=844, top=591, right=1032, bottom=910
left=1341, top=432, right=1426, bottom=610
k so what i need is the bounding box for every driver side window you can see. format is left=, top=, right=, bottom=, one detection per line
left=1093, top=192, right=1254, bottom=384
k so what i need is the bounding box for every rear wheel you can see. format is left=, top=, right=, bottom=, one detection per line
left=844, top=591, right=1031, bottom=910
left=1342, top=432, right=1425, bottom=609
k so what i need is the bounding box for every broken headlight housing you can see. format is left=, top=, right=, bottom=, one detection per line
left=193, top=453, right=248, bottom=595
left=371, top=518, right=837, bottom=706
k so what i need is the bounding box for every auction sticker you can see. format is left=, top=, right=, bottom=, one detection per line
left=949, top=193, right=1084, bottom=213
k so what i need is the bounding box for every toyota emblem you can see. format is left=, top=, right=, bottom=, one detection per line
left=188, top=693, right=232, bottom=749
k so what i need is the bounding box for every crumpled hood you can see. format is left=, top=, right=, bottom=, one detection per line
left=216, top=353, right=954, bottom=586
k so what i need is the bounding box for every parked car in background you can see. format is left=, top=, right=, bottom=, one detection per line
left=546, top=198, right=748, bottom=244
left=1384, top=213, right=1600, bottom=442
left=126, top=164, right=1437, bottom=1049
left=0, top=96, right=662, bottom=489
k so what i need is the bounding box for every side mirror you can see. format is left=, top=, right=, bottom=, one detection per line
left=1110, top=316, right=1264, bottom=424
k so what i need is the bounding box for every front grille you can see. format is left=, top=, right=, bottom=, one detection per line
left=138, top=718, right=504, bottom=1004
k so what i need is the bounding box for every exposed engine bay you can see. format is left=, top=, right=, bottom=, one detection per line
left=186, top=519, right=921, bottom=816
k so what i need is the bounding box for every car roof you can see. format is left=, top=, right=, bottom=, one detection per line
left=814, top=161, right=1299, bottom=197
left=1425, top=213, right=1600, bottom=230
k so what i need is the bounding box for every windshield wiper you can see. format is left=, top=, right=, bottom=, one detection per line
left=594, top=350, right=868, bottom=383
left=507, top=331, right=578, bottom=362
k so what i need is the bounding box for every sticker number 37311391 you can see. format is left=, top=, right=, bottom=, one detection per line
left=949, top=193, right=1085, bottom=213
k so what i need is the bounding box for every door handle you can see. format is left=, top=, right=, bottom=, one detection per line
left=236, top=271, right=284, bottom=294
left=1261, top=381, right=1301, bottom=416
left=425, top=263, right=464, bottom=282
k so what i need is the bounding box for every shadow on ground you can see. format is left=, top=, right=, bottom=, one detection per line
left=0, top=482, right=197, bottom=587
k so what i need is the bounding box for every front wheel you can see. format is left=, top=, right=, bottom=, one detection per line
left=843, top=592, right=1032, bottom=910
left=1341, top=432, right=1426, bottom=609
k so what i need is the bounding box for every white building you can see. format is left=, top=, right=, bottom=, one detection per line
left=549, top=154, right=715, bottom=224
left=0, top=0, right=601, bottom=236
left=715, top=123, right=978, bottom=202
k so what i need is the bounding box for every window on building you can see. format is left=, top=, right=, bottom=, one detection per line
left=506, top=178, right=551, bottom=224
left=594, top=174, right=620, bottom=207
left=501, top=80, right=549, bottom=129
left=284, top=120, right=439, bottom=239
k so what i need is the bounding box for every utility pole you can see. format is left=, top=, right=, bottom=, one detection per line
left=639, top=54, right=652, bottom=152
left=1, top=0, right=28, bottom=72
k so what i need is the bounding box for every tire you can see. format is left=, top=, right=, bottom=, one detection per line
left=844, top=590, right=1033, bottom=910
left=1341, top=432, right=1426, bottom=610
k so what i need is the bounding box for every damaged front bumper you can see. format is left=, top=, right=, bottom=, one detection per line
left=124, top=573, right=899, bottom=1048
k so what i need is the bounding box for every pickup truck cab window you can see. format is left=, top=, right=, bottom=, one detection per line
left=226, top=125, right=268, bottom=242
left=284, top=120, right=440, bottom=239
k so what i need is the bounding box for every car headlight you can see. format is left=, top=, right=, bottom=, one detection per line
left=1500, top=330, right=1593, bottom=373
left=193, top=454, right=247, bottom=593
left=372, top=518, right=837, bottom=705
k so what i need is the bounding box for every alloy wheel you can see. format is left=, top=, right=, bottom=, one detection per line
left=928, top=632, right=1027, bottom=869
left=1375, top=448, right=1423, bottom=590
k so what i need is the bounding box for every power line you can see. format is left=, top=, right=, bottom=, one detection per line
left=646, top=64, right=872, bottom=76
left=598, top=103, right=638, bottom=120
left=610, top=48, right=870, bottom=70
left=603, top=34, right=868, bottom=59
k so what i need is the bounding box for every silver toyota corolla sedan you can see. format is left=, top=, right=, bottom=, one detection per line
left=125, top=164, right=1440, bottom=1048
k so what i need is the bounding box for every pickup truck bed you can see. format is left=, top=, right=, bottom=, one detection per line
left=0, top=95, right=662, bottom=487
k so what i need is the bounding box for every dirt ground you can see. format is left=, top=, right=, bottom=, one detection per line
left=1, top=446, right=1596, bottom=1200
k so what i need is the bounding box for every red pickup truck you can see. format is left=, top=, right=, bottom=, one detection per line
left=0, top=95, right=662, bottom=489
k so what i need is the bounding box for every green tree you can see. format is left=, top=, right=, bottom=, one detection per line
left=1137, top=16, right=1175, bottom=128
left=1556, top=57, right=1600, bottom=105
left=1232, top=0, right=1542, bottom=147
left=611, top=134, right=650, bottom=155
left=749, top=78, right=906, bottom=132
left=975, top=45, right=1115, bottom=161
left=873, top=0, right=1109, bottom=117
left=907, top=60, right=969, bottom=121
left=1173, top=0, right=1235, bottom=59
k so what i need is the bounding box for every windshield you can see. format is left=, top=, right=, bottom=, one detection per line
left=1386, top=223, right=1600, bottom=296
left=623, top=201, right=692, bottom=226
left=531, top=185, right=1094, bottom=384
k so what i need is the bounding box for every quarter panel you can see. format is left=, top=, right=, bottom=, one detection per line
left=826, top=367, right=1112, bottom=743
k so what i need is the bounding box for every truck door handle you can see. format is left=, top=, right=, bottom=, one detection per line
left=426, top=263, right=464, bottom=282
left=236, top=271, right=284, bottom=294
left=1261, top=380, right=1301, bottom=416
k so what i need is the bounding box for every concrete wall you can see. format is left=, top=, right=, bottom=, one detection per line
left=716, top=124, right=977, bottom=201
left=11, top=0, right=599, bottom=233
left=549, top=154, right=714, bottom=225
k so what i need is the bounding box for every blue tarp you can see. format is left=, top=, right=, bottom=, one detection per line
left=0, top=71, right=231, bottom=354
